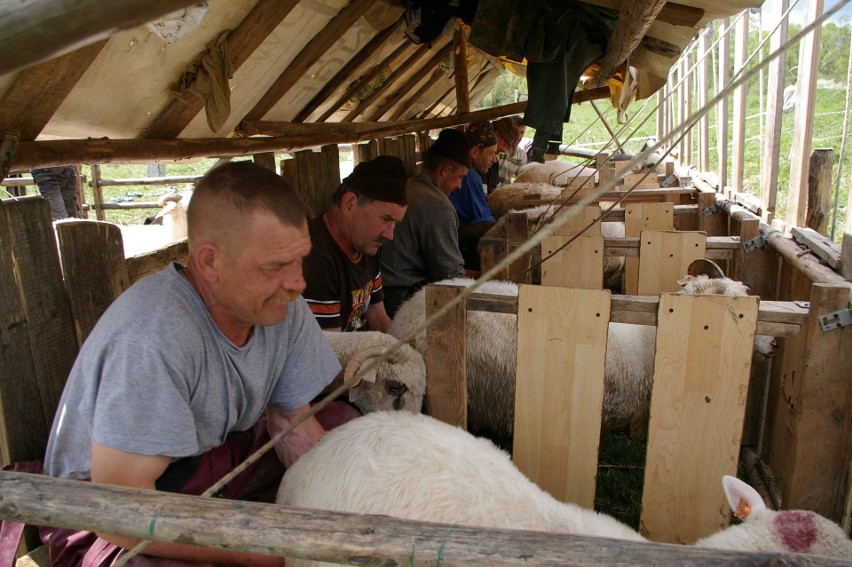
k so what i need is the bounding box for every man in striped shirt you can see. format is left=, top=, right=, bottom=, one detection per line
left=302, top=156, right=408, bottom=332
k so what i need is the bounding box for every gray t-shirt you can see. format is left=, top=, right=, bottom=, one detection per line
left=44, top=263, right=340, bottom=480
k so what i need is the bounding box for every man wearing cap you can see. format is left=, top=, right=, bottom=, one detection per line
left=449, top=120, right=498, bottom=273
left=381, top=129, right=470, bottom=317
left=485, top=116, right=520, bottom=192
left=496, top=116, right=529, bottom=187
left=302, top=155, right=408, bottom=332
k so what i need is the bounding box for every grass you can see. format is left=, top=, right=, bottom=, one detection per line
left=595, top=432, right=647, bottom=530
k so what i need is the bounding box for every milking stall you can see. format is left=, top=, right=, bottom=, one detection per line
left=1, top=0, right=851, bottom=565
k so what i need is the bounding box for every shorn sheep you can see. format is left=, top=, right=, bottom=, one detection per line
left=514, top=160, right=599, bottom=186
left=277, top=412, right=852, bottom=566
left=388, top=267, right=777, bottom=441
left=320, top=330, right=425, bottom=414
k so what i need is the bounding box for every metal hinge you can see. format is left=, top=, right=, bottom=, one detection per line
left=742, top=235, right=766, bottom=254
left=818, top=309, right=852, bottom=332
left=702, top=202, right=721, bottom=218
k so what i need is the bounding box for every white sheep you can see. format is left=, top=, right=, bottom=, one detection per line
left=320, top=330, right=425, bottom=414
left=277, top=411, right=645, bottom=567
left=388, top=268, right=776, bottom=441
left=514, top=160, right=598, bottom=186
left=277, top=412, right=852, bottom=566
left=118, top=190, right=191, bottom=257
left=486, top=182, right=563, bottom=220
left=694, top=475, right=852, bottom=558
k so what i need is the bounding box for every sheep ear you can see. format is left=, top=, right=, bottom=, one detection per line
left=347, top=359, right=377, bottom=404
left=721, top=475, right=766, bottom=521
left=687, top=259, right=725, bottom=279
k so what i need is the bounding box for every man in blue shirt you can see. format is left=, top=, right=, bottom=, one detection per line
left=449, top=121, right=498, bottom=272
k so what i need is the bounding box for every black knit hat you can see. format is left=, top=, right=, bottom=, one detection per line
left=428, top=128, right=471, bottom=168
left=343, top=155, right=408, bottom=206
left=466, top=120, right=497, bottom=149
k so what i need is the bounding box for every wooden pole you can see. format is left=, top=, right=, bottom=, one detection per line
left=760, top=0, right=788, bottom=225
left=454, top=24, right=471, bottom=114
left=731, top=11, right=749, bottom=192
left=786, top=0, right=823, bottom=231
left=594, top=0, right=668, bottom=86
left=0, top=0, right=200, bottom=76
left=807, top=149, right=833, bottom=234
left=717, top=18, right=730, bottom=189
left=0, top=133, right=19, bottom=180
left=842, top=174, right=852, bottom=281
left=0, top=471, right=829, bottom=566
left=90, top=164, right=105, bottom=221
left=698, top=28, right=710, bottom=172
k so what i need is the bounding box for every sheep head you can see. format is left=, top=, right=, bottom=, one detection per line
left=342, top=343, right=425, bottom=414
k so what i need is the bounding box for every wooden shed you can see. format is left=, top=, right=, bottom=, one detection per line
left=2, top=0, right=851, bottom=565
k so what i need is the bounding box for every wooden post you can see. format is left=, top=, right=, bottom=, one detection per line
left=843, top=174, right=852, bottom=281
left=717, top=18, right=730, bottom=189
left=253, top=152, right=276, bottom=172
left=0, top=132, right=19, bottom=180
left=806, top=148, right=833, bottom=234
left=760, top=0, right=788, bottom=225
left=786, top=0, right=823, bottom=231
left=424, top=285, right=467, bottom=428
left=656, top=90, right=664, bottom=143
left=90, top=163, right=105, bottom=221
left=453, top=24, right=470, bottom=114
left=731, top=12, right=749, bottom=192
left=697, top=29, right=710, bottom=172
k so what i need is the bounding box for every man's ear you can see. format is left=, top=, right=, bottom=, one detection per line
left=340, top=191, right=358, bottom=212
left=194, top=243, right=221, bottom=283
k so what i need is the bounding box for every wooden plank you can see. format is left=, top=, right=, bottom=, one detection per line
left=624, top=203, right=674, bottom=294
left=791, top=227, right=841, bottom=270
left=637, top=231, right=707, bottom=294
left=513, top=286, right=610, bottom=508
left=806, top=148, right=833, bottom=234
left=717, top=18, right=730, bottom=189
left=390, top=67, right=447, bottom=122
left=505, top=213, right=532, bottom=284
left=0, top=0, right=197, bottom=76
left=1, top=471, right=831, bottom=566
left=293, top=16, right=405, bottom=123
left=782, top=284, right=852, bottom=522
left=641, top=293, right=758, bottom=543
left=0, top=197, right=76, bottom=465
left=785, top=0, right=823, bottom=230
left=126, top=239, right=188, bottom=283
left=696, top=189, right=726, bottom=236
left=551, top=206, right=602, bottom=237
left=424, top=285, right=466, bottom=428
left=144, top=0, right=301, bottom=138
left=252, top=152, right=276, bottom=172
left=243, top=0, right=376, bottom=123
left=55, top=221, right=129, bottom=346
left=540, top=235, right=605, bottom=289
left=697, top=31, right=710, bottom=172
left=731, top=12, right=749, bottom=191
left=760, top=0, right=788, bottom=224
left=0, top=40, right=107, bottom=141
left=478, top=237, right=508, bottom=280
left=621, top=172, right=661, bottom=190
left=0, top=134, right=18, bottom=181
left=284, top=145, right=340, bottom=218
left=843, top=172, right=852, bottom=281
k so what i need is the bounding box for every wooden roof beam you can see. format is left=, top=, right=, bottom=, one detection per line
left=242, top=0, right=377, bottom=124
left=343, top=37, right=452, bottom=122
left=0, top=40, right=107, bottom=141
left=391, top=68, right=450, bottom=121
left=593, top=0, right=669, bottom=86
left=292, top=15, right=405, bottom=123
left=0, top=0, right=200, bottom=76
left=317, top=40, right=414, bottom=123
left=454, top=24, right=471, bottom=114
left=143, top=0, right=301, bottom=139
left=367, top=42, right=454, bottom=122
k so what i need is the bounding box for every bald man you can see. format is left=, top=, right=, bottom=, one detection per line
left=40, top=162, right=354, bottom=566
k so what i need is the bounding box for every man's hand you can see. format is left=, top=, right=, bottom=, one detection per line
left=267, top=404, right=326, bottom=468
left=365, top=301, right=392, bottom=333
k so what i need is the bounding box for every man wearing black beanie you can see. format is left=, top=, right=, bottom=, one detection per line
left=381, top=129, right=470, bottom=317
left=302, top=155, right=408, bottom=332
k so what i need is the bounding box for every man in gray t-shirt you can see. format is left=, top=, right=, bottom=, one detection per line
left=41, top=162, right=348, bottom=567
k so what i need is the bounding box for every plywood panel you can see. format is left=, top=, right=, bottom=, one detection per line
left=513, top=286, right=610, bottom=508
left=637, top=230, right=706, bottom=295
left=622, top=172, right=661, bottom=190
left=641, top=293, right=758, bottom=543
left=624, top=203, right=674, bottom=294
left=540, top=235, right=605, bottom=289
left=424, top=285, right=466, bottom=428
left=551, top=205, right=602, bottom=236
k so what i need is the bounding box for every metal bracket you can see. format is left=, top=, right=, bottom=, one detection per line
left=794, top=301, right=810, bottom=309
left=702, top=202, right=720, bottom=218
left=742, top=235, right=766, bottom=254
left=818, top=308, right=852, bottom=332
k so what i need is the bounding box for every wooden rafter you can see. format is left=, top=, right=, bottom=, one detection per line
left=0, top=0, right=200, bottom=76
left=0, top=40, right=107, bottom=141
left=242, top=0, right=377, bottom=123
left=292, top=15, right=405, bottom=123
left=594, top=0, right=669, bottom=86
left=143, top=0, right=301, bottom=139
left=454, top=24, right=471, bottom=114
left=317, top=39, right=414, bottom=123
left=367, top=42, right=453, bottom=121
left=391, top=67, right=448, bottom=121
left=343, top=38, right=451, bottom=122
